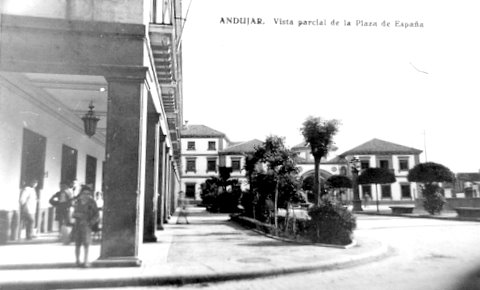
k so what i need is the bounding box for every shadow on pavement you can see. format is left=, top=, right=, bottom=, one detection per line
left=0, top=263, right=77, bottom=270
left=453, top=266, right=480, bottom=290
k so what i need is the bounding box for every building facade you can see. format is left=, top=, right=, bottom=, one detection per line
left=180, top=124, right=262, bottom=199
left=293, top=138, right=423, bottom=203
left=0, top=0, right=184, bottom=265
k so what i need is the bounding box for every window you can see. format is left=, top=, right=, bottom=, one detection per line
left=232, top=159, right=241, bottom=172
left=186, top=159, right=196, bottom=173
left=208, top=141, right=216, bottom=150
left=362, top=185, right=372, bottom=198
left=399, top=159, right=409, bottom=171
left=381, top=184, right=392, bottom=199
left=379, top=160, right=389, bottom=169
left=187, top=141, right=195, bottom=151
left=401, top=184, right=412, bottom=199
left=360, top=160, right=370, bottom=170
left=207, top=159, right=217, bottom=172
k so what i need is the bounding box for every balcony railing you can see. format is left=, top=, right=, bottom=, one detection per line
left=151, top=0, right=174, bottom=25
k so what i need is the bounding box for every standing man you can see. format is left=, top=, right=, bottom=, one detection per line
left=19, top=179, right=38, bottom=240
left=49, top=183, right=73, bottom=228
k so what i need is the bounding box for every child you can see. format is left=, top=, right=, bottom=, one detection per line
left=72, top=185, right=99, bottom=267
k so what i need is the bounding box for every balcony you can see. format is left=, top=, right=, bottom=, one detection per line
left=149, top=20, right=182, bottom=160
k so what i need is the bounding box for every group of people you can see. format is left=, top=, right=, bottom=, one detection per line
left=19, top=179, right=101, bottom=267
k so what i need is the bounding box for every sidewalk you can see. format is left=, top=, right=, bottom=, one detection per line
left=0, top=206, right=389, bottom=290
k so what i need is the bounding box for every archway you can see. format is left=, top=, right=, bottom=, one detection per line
left=300, top=169, right=333, bottom=203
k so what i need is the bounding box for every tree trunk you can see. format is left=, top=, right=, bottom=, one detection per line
left=314, top=157, right=320, bottom=206
left=274, top=179, right=280, bottom=235
left=375, top=184, right=380, bottom=213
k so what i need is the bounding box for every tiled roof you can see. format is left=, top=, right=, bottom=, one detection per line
left=292, top=142, right=339, bottom=152
left=180, top=125, right=226, bottom=138
left=295, top=155, right=347, bottom=165
left=456, top=173, right=480, bottom=181
left=220, top=139, right=263, bottom=154
left=292, top=142, right=308, bottom=149
left=325, top=155, right=348, bottom=164
left=340, top=138, right=422, bottom=156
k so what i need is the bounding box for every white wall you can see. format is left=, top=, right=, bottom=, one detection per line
left=0, top=83, right=105, bottom=211
left=2, top=0, right=147, bottom=24
left=181, top=137, right=222, bottom=155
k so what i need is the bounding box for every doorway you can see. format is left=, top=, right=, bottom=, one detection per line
left=20, top=129, right=46, bottom=234
left=85, top=155, right=97, bottom=191
left=185, top=183, right=196, bottom=199
left=61, top=145, right=78, bottom=185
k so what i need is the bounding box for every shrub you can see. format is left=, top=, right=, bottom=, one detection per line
left=203, top=187, right=243, bottom=213
left=306, top=202, right=356, bottom=245
left=422, top=184, right=446, bottom=215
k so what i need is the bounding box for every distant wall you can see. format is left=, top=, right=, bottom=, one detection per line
left=1, top=0, right=148, bottom=24
left=445, top=198, right=480, bottom=210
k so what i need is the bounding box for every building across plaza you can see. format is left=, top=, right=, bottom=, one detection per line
left=179, top=123, right=262, bottom=200
left=180, top=124, right=423, bottom=205
left=294, top=138, right=423, bottom=203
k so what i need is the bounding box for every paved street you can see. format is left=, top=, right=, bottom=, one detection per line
left=0, top=207, right=384, bottom=290
left=85, top=215, right=480, bottom=290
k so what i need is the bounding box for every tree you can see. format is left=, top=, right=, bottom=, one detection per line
left=326, top=175, right=352, bottom=204
left=407, top=162, right=455, bottom=214
left=218, top=166, right=233, bottom=192
left=200, top=167, right=240, bottom=213
left=300, top=116, right=340, bottom=205
left=358, top=168, right=396, bottom=212
left=245, top=136, right=301, bottom=230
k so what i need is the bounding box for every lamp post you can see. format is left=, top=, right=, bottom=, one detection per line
left=349, top=157, right=363, bottom=211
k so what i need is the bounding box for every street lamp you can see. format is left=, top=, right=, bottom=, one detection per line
left=81, top=101, right=100, bottom=137
left=349, top=157, right=363, bottom=211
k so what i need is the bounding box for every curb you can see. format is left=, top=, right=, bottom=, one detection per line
left=354, top=211, right=480, bottom=222
left=0, top=243, right=392, bottom=290
left=249, top=227, right=358, bottom=249
left=230, top=215, right=356, bottom=249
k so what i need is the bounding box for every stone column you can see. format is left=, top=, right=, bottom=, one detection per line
left=164, top=148, right=171, bottom=222
left=143, top=112, right=160, bottom=242
left=156, top=132, right=166, bottom=230
left=170, top=161, right=177, bottom=213
left=99, top=77, right=148, bottom=265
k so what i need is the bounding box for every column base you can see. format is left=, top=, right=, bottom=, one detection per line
left=143, top=234, right=158, bottom=243
left=352, top=200, right=363, bottom=212
left=93, top=257, right=142, bottom=268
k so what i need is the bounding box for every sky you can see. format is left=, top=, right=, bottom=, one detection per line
left=180, top=0, right=480, bottom=173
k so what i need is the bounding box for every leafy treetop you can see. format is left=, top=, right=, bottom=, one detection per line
left=300, top=116, right=340, bottom=160
left=326, top=175, right=352, bottom=189
left=407, top=162, right=455, bottom=184
left=358, top=167, right=396, bottom=185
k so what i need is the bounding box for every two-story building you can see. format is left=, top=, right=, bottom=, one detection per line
left=293, top=138, right=423, bottom=203
left=180, top=124, right=228, bottom=200
left=180, top=124, right=262, bottom=200
left=339, top=138, right=423, bottom=203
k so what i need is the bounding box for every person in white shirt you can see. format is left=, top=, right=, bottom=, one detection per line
left=19, top=179, right=38, bottom=240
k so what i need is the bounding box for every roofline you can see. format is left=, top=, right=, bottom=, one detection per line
left=181, top=134, right=226, bottom=138
left=339, top=150, right=422, bottom=157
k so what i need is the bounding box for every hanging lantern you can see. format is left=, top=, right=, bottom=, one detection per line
left=82, top=101, right=100, bottom=137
